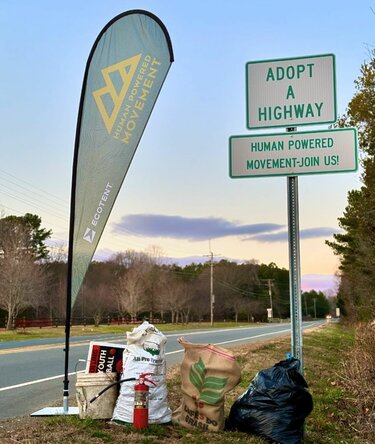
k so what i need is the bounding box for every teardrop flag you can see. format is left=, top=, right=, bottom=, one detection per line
left=68, top=10, right=173, bottom=309
left=63, top=10, right=173, bottom=412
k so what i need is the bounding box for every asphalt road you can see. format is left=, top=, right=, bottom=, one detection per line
left=0, top=321, right=324, bottom=419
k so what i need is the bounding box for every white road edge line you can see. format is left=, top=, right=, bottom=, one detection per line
left=166, top=328, right=291, bottom=354
left=1, top=323, right=319, bottom=392
left=0, top=370, right=85, bottom=392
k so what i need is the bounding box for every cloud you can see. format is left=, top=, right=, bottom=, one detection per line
left=252, top=227, right=338, bottom=243
left=113, top=214, right=339, bottom=243
left=113, top=214, right=284, bottom=241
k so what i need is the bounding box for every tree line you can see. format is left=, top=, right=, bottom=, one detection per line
left=0, top=214, right=331, bottom=330
left=327, top=50, right=375, bottom=322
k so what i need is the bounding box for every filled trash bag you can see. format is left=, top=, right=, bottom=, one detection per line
left=112, top=321, right=171, bottom=424
left=226, top=358, right=313, bottom=444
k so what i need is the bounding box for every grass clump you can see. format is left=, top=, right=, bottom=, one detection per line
left=339, top=322, right=375, bottom=442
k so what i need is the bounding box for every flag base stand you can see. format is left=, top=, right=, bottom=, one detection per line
left=31, top=395, right=79, bottom=416
left=31, top=406, right=79, bottom=416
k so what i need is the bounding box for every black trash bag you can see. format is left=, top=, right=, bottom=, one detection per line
left=226, top=358, right=313, bottom=444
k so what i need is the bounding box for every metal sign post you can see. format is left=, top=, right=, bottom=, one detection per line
left=286, top=127, right=304, bottom=372
left=288, top=175, right=303, bottom=370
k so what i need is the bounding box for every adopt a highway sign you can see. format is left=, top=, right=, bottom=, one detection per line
left=246, top=54, right=337, bottom=129
left=229, top=128, right=358, bottom=178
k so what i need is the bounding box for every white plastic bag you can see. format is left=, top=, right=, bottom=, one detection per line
left=112, top=321, right=171, bottom=424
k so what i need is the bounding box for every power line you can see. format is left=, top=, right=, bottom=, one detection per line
left=0, top=168, right=69, bottom=205
left=0, top=185, right=68, bottom=220
left=213, top=278, right=259, bottom=297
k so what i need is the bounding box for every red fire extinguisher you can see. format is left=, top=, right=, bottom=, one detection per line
left=133, top=372, right=156, bottom=429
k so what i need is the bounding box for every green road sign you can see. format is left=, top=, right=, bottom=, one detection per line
left=229, top=127, right=358, bottom=178
left=246, top=54, right=337, bottom=129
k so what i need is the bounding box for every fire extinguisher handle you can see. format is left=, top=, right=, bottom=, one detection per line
left=144, top=377, right=157, bottom=386
left=139, top=372, right=157, bottom=386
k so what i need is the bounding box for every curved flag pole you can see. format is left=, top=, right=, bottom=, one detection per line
left=31, top=10, right=173, bottom=416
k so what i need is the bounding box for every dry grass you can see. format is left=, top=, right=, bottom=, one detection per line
left=339, top=323, right=375, bottom=441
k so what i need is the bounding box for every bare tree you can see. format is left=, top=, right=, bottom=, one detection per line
left=44, top=261, right=67, bottom=321
left=159, top=270, right=180, bottom=323
left=111, top=251, right=150, bottom=321
left=84, top=283, right=115, bottom=326
left=143, top=245, right=166, bottom=321
left=47, top=242, right=68, bottom=263
left=242, top=299, right=261, bottom=323
left=167, top=280, right=193, bottom=324
left=115, top=265, right=147, bottom=321
left=75, top=262, right=118, bottom=325
left=179, top=282, right=194, bottom=324
left=213, top=261, right=247, bottom=320
left=0, top=221, right=47, bottom=329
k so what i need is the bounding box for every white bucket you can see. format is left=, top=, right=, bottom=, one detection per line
left=76, top=372, right=118, bottom=419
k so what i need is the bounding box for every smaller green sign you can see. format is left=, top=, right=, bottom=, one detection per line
left=229, top=128, right=358, bottom=178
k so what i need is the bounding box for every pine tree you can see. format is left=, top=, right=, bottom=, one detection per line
left=326, top=52, right=375, bottom=321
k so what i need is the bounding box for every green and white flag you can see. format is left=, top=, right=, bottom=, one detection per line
left=68, top=10, right=173, bottom=306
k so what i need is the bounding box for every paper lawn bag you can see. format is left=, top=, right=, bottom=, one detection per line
left=172, top=337, right=241, bottom=432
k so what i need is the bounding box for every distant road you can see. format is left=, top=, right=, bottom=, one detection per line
left=0, top=321, right=325, bottom=419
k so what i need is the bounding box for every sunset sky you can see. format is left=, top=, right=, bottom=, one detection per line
left=1, top=0, right=373, bottom=292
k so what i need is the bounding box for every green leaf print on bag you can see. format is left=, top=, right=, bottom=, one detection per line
left=189, top=357, right=228, bottom=405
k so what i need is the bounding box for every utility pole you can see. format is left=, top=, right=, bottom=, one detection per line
left=304, top=293, right=308, bottom=317
left=260, top=278, right=274, bottom=321
left=267, top=278, right=273, bottom=319
left=313, top=298, right=317, bottom=319
left=205, top=242, right=215, bottom=327
left=210, top=250, right=214, bottom=326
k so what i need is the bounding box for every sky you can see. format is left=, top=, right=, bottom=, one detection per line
left=0, top=0, right=373, bottom=293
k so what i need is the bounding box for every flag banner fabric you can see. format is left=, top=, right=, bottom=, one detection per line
left=69, top=10, right=174, bottom=307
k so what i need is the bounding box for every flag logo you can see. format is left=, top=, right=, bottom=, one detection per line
left=83, top=228, right=96, bottom=243
left=93, top=54, right=142, bottom=133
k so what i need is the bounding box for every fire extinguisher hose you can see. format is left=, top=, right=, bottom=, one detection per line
left=89, top=377, right=136, bottom=404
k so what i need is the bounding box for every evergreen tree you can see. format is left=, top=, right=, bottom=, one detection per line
left=0, top=213, right=51, bottom=260
left=326, top=53, right=375, bottom=321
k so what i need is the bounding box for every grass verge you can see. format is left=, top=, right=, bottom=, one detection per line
left=0, top=322, right=360, bottom=443
left=0, top=322, right=257, bottom=342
